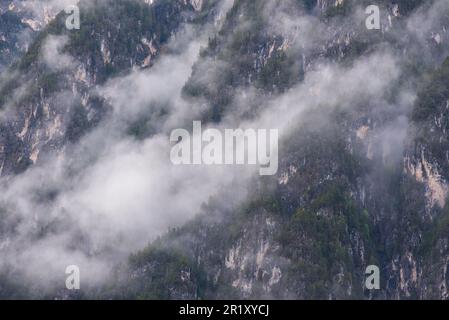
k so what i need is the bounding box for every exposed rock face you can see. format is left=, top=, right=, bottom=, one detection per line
left=2, top=0, right=449, bottom=300
left=0, top=0, right=202, bottom=176
left=0, top=0, right=70, bottom=71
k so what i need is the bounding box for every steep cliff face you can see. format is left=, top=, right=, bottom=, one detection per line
left=0, top=1, right=33, bottom=72
left=0, top=0, right=235, bottom=298
left=0, top=0, right=67, bottom=72
left=0, top=0, right=212, bottom=176
left=104, top=0, right=449, bottom=300
left=1, top=0, right=449, bottom=299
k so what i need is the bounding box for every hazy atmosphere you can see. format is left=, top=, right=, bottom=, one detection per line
left=1, top=0, right=449, bottom=300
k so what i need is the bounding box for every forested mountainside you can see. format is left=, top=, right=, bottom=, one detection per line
left=1, top=0, right=449, bottom=300
left=0, top=1, right=33, bottom=72
left=0, top=0, right=64, bottom=72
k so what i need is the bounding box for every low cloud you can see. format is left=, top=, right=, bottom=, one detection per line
left=41, top=35, right=75, bottom=71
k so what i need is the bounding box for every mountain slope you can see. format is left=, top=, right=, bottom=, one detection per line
left=1, top=0, right=449, bottom=300
left=101, top=0, right=449, bottom=300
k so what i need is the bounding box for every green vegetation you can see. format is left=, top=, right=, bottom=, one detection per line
left=413, top=57, right=449, bottom=122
